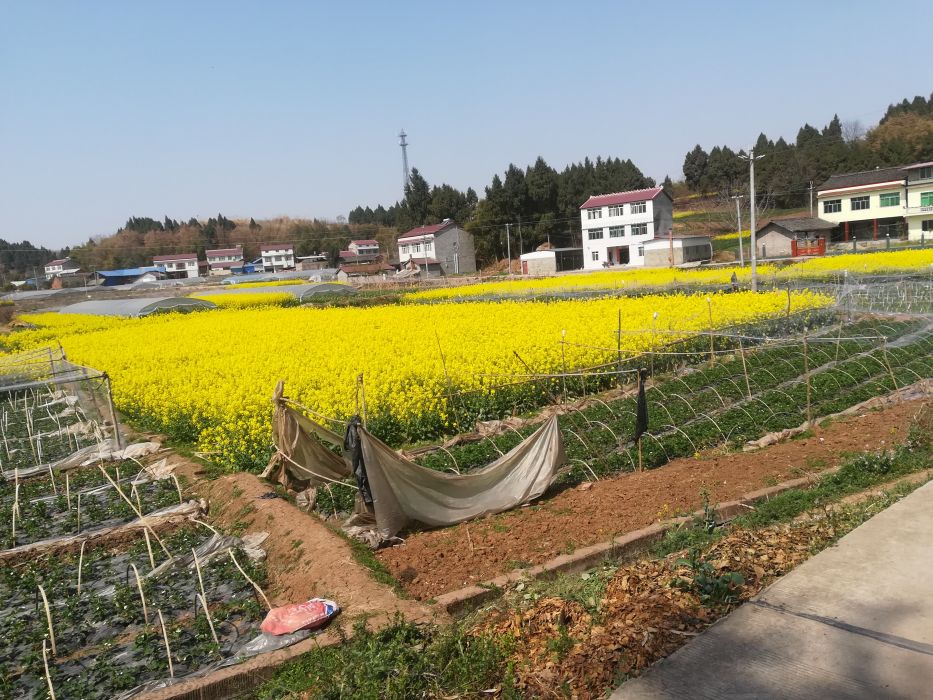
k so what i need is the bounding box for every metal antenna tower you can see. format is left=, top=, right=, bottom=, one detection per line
left=399, top=129, right=410, bottom=193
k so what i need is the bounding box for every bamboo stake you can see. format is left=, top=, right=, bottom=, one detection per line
left=171, top=474, right=183, bottom=505
left=706, top=296, right=715, bottom=366
left=228, top=550, right=272, bottom=610
left=560, top=330, right=568, bottom=402
left=38, top=584, right=56, bottom=657
left=738, top=336, right=752, bottom=399
left=42, top=639, right=57, bottom=700
left=130, top=563, right=149, bottom=624
left=803, top=334, right=812, bottom=426
left=96, top=465, right=172, bottom=559
left=616, top=309, right=623, bottom=388
left=192, top=547, right=207, bottom=599
left=65, top=472, right=71, bottom=511
left=196, top=592, right=220, bottom=647
left=637, top=437, right=644, bottom=473
left=77, top=541, right=86, bottom=595
left=46, top=463, right=56, bottom=495
left=786, top=287, right=792, bottom=318
left=143, top=528, right=156, bottom=570
left=157, top=609, right=174, bottom=678
left=76, top=492, right=81, bottom=532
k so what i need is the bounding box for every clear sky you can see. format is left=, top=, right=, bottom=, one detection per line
left=1, top=0, right=929, bottom=248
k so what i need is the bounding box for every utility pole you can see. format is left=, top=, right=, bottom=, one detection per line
left=732, top=195, right=745, bottom=266
left=742, top=148, right=765, bottom=292
left=505, top=223, right=512, bottom=276
left=808, top=181, right=814, bottom=217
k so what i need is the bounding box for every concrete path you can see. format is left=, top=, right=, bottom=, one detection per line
left=612, top=480, right=933, bottom=699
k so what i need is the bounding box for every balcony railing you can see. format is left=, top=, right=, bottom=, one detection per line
left=906, top=205, right=933, bottom=216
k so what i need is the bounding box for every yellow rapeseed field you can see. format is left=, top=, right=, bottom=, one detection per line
left=5, top=290, right=830, bottom=470
left=223, top=279, right=307, bottom=289
left=191, top=292, right=296, bottom=308
left=405, top=264, right=776, bottom=302
left=777, top=248, right=933, bottom=278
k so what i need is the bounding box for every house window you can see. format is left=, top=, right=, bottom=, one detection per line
left=922, top=220, right=933, bottom=232
left=588, top=228, right=604, bottom=240
left=587, top=208, right=602, bottom=220
left=413, top=244, right=422, bottom=253
left=851, top=196, right=870, bottom=211
left=609, top=226, right=624, bottom=238
left=631, top=201, right=647, bottom=214
left=591, top=251, right=600, bottom=261
left=637, top=245, right=645, bottom=256
left=823, top=199, right=841, bottom=214
left=922, top=192, right=933, bottom=207
left=631, top=223, right=648, bottom=236
left=916, top=166, right=933, bottom=180
left=879, top=193, right=900, bottom=207
left=608, top=205, right=624, bottom=217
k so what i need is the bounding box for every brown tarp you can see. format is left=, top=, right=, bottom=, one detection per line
left=261, top=382, right=350, bottom=491
left=263, top=382, right=566, bottom=539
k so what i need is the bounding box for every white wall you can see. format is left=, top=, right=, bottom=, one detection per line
left=580, top=199, right=657, bottom=270
left=817, top=184, right=905, bottom=224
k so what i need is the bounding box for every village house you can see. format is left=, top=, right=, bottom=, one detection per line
left=397, top=220, right=476, bottom=276
left=205, top=246, right=244, bottom=276
left=578, top=187, right=674, bottom=269
left=260, top=243, right=295, bottom=272
left=43, top=257, right=81, bottom=280
left=640, top=233, right=712, bottom=267
left=816, top=162, right=933, bottom=242
left=754, top=218, right=837, bottom=258
left=152, top=253, right=200, bottom=279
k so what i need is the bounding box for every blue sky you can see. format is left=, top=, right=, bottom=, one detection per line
left=1, top=0, right=929, bottom=248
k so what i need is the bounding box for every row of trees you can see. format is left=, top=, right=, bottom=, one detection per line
left=351, top=156, right=661, bottom=263
left=681, top=94, right=933, bottom=210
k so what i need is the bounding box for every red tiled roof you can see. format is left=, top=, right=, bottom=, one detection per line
left=398, top=221, right=455, bottom=240
left=152, top=253, right=197, bottom=262
left=579, top=187, right=665, bottom=210
left=259, top=243, right=293, bottom=252
left=205, top=247, right=243, bottom=257
left=350, top=239, right=379, bottom=245
left=45, top=258, right=72, bottom=267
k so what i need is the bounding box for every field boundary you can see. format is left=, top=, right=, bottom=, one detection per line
left=434, top=380, right=931, bottom=615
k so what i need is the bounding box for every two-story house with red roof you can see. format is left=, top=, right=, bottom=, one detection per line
left=397, top=219, right=476, bottom=276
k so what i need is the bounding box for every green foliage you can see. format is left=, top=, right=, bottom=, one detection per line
left=257, top=616, right=516, bottom=700
left=671, top=548, right=745, bottom=606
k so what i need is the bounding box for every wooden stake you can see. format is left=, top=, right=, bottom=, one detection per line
left=192, top=547, right=207, bottom=599
left=143, top=528, right=156, bottom=570
left=77, top=541, right=86, bottom=595
left=38, top=584, right=56, bottom=657
left=706, top=297, right=715, bottom=366
left=229, top=550, right=272, bottom=610
left=157, top=609, right=174, bottom=678
left=616, top=309, right=623, bottom=388
left=803, top=334, right=812, bottom=426
left=196, top=593, right=220, bottom=647
left=637, top=437, right=644, bottom=472
left=131, top=563, right=149, bottom=624
left=76, top=492, right=81, bottom=532
left=738, top=336, right=752, bottom=400
left=65, top=473, right=71, bottom=511
left=42, top=639, right=57, bottom=700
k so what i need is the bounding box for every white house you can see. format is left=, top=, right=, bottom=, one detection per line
left=348, top=239, right=380, bottom=257
left=260, top=243, right=295, bottom=272
left=152, top=253, right=199, bottom=279
left=205, top=246, right=244, bottom=276
left=397, top=220, right=476, bottom=275
left=816, top=162, right=933, bottom=242
left=578, top=187, right=673, bottom=270
left=43, top=257, right=81, bottom=280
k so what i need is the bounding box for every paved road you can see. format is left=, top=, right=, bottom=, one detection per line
left=612, top=479, right=933, bottom=699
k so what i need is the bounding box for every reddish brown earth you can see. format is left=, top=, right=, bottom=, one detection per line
left=377, top=399, right=928, bottom=600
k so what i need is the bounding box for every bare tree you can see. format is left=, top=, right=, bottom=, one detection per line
left=842, top=120, right=866, bottom=143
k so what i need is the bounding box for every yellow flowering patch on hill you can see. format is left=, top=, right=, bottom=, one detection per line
left=714, top=230, right=751, bottom=241
left=778, top=249, right=933, bottom=278
left=223, top=279, right=307, bottom=289
left=5, top=290, right=831, bottom=470
left=406, top=264, right=777, bottom=302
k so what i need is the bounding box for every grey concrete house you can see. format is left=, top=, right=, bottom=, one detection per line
left=397, top=219, right=476, bottom=276
left=755, top=218, right=836, bottom=258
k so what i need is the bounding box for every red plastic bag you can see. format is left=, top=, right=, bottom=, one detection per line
left=260, top=598, right=339, bottom=635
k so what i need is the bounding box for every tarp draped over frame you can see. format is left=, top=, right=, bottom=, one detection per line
left=263, top=382, right=566, bottom=540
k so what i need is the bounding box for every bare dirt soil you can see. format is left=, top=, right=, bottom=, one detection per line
left=377, top=399, right=927, bottom=600
left=170, top=458, right=439, bottom=626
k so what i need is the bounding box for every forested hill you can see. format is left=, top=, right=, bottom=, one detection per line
left=680, top=94, right=933, bottom=209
